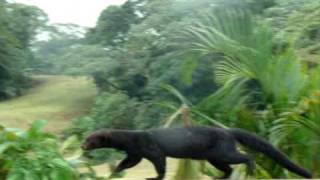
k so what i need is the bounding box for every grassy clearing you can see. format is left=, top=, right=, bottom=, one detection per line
left=0, top=75, right=97, bottom=133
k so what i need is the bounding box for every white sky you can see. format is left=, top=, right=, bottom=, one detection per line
left=12, top=0, right=127, bottom=27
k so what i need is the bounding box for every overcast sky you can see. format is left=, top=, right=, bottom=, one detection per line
left=12, top=0, right=127, bottom=27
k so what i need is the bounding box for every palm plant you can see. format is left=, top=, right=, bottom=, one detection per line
left=271, top=68, right=320, bottom=177
left=180, top=8, right=307, bottom=107
left=175, top=7, right=314, bottom=178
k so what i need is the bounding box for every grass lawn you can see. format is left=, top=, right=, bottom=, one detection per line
left=0, top=75, right=97, bottom=133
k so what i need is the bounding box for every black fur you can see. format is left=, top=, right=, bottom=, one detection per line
left=82, top=126, right=312, bottom=179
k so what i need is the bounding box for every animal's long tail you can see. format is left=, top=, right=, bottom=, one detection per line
left=230, top=128, right=312, bottom=178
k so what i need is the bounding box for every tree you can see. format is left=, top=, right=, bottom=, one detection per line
left=0, top=1, right=47, bottom=99
left=7, top=3, right=48, bottom=48
left=86, top=0, right=140, bottom=46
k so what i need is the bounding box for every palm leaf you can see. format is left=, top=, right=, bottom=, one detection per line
left=162, top=84, right=192, bottom=106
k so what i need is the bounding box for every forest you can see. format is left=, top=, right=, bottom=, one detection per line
left=0, top=0, right=320, bottom=179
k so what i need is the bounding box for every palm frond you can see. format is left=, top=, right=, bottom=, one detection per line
left=191, top=110, right=228, bottom=129
left=163, top=105, right=185, bottom=128
left=162, top=84, right=192, bottom=106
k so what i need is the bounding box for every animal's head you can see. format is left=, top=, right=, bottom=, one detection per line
left=81, top=131, right=112, bottom=150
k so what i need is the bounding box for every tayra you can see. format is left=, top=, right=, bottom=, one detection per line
left=82, top=126, right=312, bottom=180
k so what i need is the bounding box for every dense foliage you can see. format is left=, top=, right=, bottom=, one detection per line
left=0, top=120, right=76, bottom=179
left=0, top=120, right=106, bottom=180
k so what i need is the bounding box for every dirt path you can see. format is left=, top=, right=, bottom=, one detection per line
left=0, top=75, right=97, bottom=133
left=90, top=159, right=212, bottom=180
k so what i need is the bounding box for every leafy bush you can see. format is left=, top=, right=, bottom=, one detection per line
left=68, top=92, right=169, bottom=137
left=0, top=120, right=77, bottom=180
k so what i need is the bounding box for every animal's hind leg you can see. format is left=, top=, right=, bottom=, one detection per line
left=207, top=160, right=232, bottom=179
left=207, top=147, right=255, bottom=176
left=220, top=152, right=255, bottom=175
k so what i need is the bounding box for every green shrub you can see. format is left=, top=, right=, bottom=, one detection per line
left=68, top=91, right=169, bottom=137
left=0, top=120, right=77, bottom=180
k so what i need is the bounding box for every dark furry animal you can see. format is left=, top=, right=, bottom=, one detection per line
left=82, top=126, right=312, bottom=180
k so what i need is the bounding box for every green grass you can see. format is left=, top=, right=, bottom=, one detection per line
left=0, top=75, right=97, bottom=133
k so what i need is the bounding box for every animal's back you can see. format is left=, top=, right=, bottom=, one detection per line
left=148, top=127, right=232, bottom=159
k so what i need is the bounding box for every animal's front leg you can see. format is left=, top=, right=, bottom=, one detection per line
left=113, top=155, right=142, bottom=174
